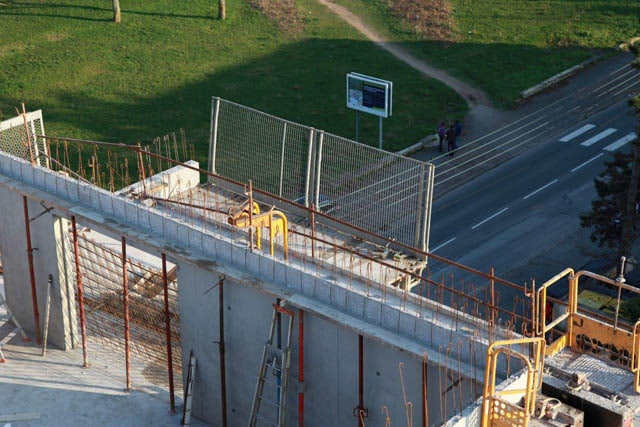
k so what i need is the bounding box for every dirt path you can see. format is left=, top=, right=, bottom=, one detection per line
left=316, top=0, right=493, bottom=109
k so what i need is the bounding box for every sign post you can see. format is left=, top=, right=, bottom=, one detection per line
left=346, top=73, right=392, bottom=150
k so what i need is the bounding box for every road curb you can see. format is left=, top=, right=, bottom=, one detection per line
left=396, top=135, right=438, bottom=157
left=519, top=55, right=602, bottom=100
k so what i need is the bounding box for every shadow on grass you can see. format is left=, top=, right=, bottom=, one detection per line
left=0, top=2, right=214, bottom=21
left=0, top=7, right=602, bottom=154
left=30, top=38, right=472, bottom=155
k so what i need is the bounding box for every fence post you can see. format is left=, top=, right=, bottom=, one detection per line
left=314, top=131, right=324, bottom=209
left=208, top=97, right=221, bottom=176
left=279, top=122, right=288, bottom=197
left=303, top=128, right=315, bottom=208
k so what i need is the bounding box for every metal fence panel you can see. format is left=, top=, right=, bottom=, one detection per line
left=209, top=99, right=312, bottom=200
left=0, top=110, right=49, bottom=168
left=208, top=97, right=434, bottom=251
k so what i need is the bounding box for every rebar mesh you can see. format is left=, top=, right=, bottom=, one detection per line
left=0, top=110, right=49, bottom=168
left=209, top=97, right=434, bottom=249
left=69, top=231, right=182, bottom=392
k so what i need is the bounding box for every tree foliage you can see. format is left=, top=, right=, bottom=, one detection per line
left=580, top=145, right=640, bottom=252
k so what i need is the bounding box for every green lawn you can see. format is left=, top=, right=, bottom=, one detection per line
left=0, top=0, right=464, bottom=158
left=332, top=0, right=639, bottom=107
left=0, top=0, right=637, bottom=160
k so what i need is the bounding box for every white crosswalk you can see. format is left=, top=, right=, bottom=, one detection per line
left=604, top=133, right=637, bottom=152
left=559, top=124, right=637, bottom=152
left=580, top=128, right=617, bottom=147
left=559, top=124, right=596, bottom=142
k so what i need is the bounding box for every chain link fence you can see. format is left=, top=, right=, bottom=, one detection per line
left=0, top=110, right=49, bottom=168
left=208, top=97, right=434, bottom=251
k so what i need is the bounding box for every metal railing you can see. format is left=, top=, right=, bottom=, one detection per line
left=536, top=267, right=640, bottom=391
left=481, top=337, right=545, bottom=427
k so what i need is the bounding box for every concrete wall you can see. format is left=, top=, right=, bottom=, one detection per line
left=0, top=151, right=492, bottom=426
left=0, top=188, right=74, bottom=350
left=177, top=259, right=480, bottom=426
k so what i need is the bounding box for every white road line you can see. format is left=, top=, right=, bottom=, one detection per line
left=430, top=237, right=456, bottom=253
left=580, top=128, right=617, bottom=147
left=604, top=133, right=638, bottom=152
left=596, top=74, right=640, bottom=97
left=559, top=124, right=595, bottom=142
left=471, top=207, right=509, bottom=230
left=523, top=179, right=558, bottom=200
left=594, top=65, right=639, bottom=92
left=571, top=153, right=604, bottom=172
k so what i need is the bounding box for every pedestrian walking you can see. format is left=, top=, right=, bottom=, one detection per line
left=446, top=124, right=456, bottom=156
left=454, top=120, right=463, bottom=142
left=437, top=121, right=446, bottom=152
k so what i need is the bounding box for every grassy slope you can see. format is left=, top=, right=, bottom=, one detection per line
left=332, top=0, right=639, bottom=107
left=0, top=0, right=465, bottom=156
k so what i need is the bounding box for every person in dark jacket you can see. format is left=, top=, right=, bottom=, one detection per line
left=454, top=119, right=462, bottom=141
left=437, top=121, right=446, bottom=152
left=446, top=124, right=456, bottom=156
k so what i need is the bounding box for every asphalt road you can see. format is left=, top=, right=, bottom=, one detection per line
left=417, top=52, right=640, bottom=289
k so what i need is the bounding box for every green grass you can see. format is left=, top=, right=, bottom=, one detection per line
left=0, top=1, right=637, bottom=160
left=332, top=0, right=639, bottom=107
left=0, top=0, right=464, bottom=158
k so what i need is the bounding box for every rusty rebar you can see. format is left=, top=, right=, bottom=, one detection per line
left=162, top=253, right=176, bottom=414
left=71, top=216, right=89, bottom=367
left=122, top=235, right=131, bottom=391
left=22, top=195, right=42, bottom=345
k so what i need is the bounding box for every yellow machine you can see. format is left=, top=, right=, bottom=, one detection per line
left=228, top=200, right=289, bottom=260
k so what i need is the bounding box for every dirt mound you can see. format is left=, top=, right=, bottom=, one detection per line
left=248, top=0, right=304, bottom=35
left=383, top=0, right=455, bottom=41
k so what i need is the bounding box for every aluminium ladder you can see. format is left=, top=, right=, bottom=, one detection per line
left=0, top=292, right=29, bottom=362
left=248, top=303, right=295, bottom=427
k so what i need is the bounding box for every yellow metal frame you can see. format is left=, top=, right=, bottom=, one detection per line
left=228, top=201, right=289, bottom=260
left=536, top=269, right=640, bottom=392
left=481, top=337, right=545, bottom=427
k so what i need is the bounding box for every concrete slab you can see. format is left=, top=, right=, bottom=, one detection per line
left=0, top=278, right=209, bottom=427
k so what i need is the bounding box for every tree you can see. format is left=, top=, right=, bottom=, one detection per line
left=113, top=0, right=121, bottom=23
left=582, top=41, right=640, bottom=256
left=622, top=43, right=640, bottom=256
left=219, top=0, right=226, bottom=20
left=580, top=147, right=640, bottom=255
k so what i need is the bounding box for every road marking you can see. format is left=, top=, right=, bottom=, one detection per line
left=471, top=207, right=509, bottom=230
left=571, top=153, right=604, bottom=172
left=523, top=179, right=558, bottom=200
left=604, top=133, right=637, bottom=152
left=597, top=73, right=640, bottom=97
left=430, top=237, right=456, bottom=253
left=580, top=128, right=617, bottom=147
left=559, top=124, right=595, bottom=142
